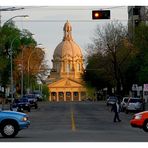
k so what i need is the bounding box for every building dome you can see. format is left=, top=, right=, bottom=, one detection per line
left=50, top=20, right=84, bottom=80
left=47, top=20, right=86, bottom=102
left=53, top=40, right=83, bottom=58
left=53, top=20, right=83, bottom=59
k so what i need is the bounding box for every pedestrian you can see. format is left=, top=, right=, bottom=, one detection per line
left=111, top=100, right=121, bottom=122
left=141, top=97, right=145, bottom=111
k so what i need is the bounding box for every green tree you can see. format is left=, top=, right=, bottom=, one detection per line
left=133, top=23, right=148, bottom=84
left=83, top=21, right=137, bottom=95
left=0, top=21, right=36, bottom=96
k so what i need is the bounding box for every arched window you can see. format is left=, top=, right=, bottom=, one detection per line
left=66, top=63, right=71, bottom=73
left=77, top=63, right=81, bottom=71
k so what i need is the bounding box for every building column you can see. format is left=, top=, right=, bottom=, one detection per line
left=78, top=92, right=81, bottom=101
left=71, top=92, right=74, bottom=101
left=64, top=92, right=66, bottom=101
left=61, top=61, right=63, bottom=72
left=57, top=92, right=59, bottom=102
left=49, top=92, right=51, bottom=102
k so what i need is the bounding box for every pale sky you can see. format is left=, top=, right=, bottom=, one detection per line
left=1, top=6, right=128, bottom=67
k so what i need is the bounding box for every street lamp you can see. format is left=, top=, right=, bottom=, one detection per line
left=0, top=7, right=24, bottom=27
left=3, top=15, right=29, bottom=26
left=27, top=44, right=42, bottom=93
left=7, top=15, right=29, bottom=104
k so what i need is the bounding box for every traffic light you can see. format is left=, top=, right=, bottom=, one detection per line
left=92, top=10, right=110, bottom=19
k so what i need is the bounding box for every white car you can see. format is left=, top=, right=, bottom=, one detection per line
left=121, top=97, right=129, bottom=111
left=125, top=97, right=143, bottom=113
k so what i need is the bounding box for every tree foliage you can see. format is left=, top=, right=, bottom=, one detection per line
left=133, top=23, right=148, bottom=84
left=14, top=46, right=50, bottom=91
left=83, top=21, right=138, bottom=95
left=0, top=21, right=49, bottom=96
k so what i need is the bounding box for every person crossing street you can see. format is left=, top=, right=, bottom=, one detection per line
left=111, top=100, right=121, bottom=122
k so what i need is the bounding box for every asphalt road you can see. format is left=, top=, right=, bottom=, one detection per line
left=0, top=101, right=148, bottom=142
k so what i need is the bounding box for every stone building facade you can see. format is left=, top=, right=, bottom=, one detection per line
left=47, top=20, right=87, bottom=102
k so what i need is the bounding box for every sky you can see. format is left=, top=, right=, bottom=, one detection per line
left=0, top=6, right=128, bottom=67
left=0, top=2, right=148, bottom=148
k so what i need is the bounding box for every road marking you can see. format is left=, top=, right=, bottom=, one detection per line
left=71, top=110, right=76, bottom=131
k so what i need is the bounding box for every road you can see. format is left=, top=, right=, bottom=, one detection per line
left=0, top=101, right=148, bottom=142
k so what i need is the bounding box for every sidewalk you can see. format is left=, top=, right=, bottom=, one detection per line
left=145, top=102, right=148, bottom=110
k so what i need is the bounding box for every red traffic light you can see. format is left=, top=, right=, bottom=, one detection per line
left=92, top=10, right=110, bottom=19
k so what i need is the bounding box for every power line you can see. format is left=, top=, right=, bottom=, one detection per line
left=2, top=19, right=128, bottom=23
left=24, top=6, right=126, bottom=10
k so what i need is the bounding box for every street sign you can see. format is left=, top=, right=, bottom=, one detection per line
left=144, top=84, right=148, bottom=91
left=132, top=84, right=138, bottom=91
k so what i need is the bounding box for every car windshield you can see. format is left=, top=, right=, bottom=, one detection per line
left=129, top=99, right=141, bottom=103
left=108, top=97, right=117, bottom=100
left=26, top=95, right=35, bottom=98
left=13, top=99, right=20, bottom=103
left=20, top=99, right=28, bottom=103
left=33, top=91, right=41, bottom=95
left=124, top=98, right=128, bottom=102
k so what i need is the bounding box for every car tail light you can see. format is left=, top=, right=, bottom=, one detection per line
left=132, top=115, right=135, bottom=119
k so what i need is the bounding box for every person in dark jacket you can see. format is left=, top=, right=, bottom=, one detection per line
left=111, top=101, right=121, bottom=122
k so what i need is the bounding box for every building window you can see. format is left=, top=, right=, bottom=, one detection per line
left=74, top=92, right=78, bottom=96
left=77, top=63, right=80, bottom=71
left=52, top=92, right=56, bottom=96
left=66, top=92, right=71, bottom=96
left=133, top=7, right=140, bottom=15
left=66, top=63, right=70, bottom=73
left=59, top=92, right=64, bottom=96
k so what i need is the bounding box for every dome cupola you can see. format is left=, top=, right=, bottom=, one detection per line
left=51, top=20, right=84, bottom=79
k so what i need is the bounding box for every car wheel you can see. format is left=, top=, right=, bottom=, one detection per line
left=28, top=107, right=31, bottom=112
left=35, top=104, right=38, bottom=109
left=143, top=120, right=148, bottom=132
left=125, top=110, right=128, bottom=114
left=1, top=121, right=19, bottom=138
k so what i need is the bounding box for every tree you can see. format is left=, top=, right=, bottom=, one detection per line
left=0, top=21, right=36, bottom=96
left=0, top=21, right=21, bottom=95
left=133, top=23, right=148, bottom=84
left=14, top=46, right=50, bottom=93
left=84, top=21, right=137, bottom=95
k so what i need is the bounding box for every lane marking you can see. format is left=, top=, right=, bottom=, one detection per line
left=71, top=110, right=76, bottom=131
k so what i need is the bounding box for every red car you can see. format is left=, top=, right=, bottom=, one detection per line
left=130, top=111, right=148, bottom=132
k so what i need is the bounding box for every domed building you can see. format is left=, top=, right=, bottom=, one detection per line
left=47, top=20, right=87, bottom=102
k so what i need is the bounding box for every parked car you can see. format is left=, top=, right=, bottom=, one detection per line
left=125, top=97, right=143, bottom=113
left=23, top=94, right=38, bottom=109
left=130, top=111, right=148, bottom=132
left=106, top=96, right=118, bottom=106
left=121, top=97, right=129, bottom=111
left=11, top=98, right=31, bottom=112
left=0, top=110, right=30, bottom=137
left=32, top=91, right=43, bottom=101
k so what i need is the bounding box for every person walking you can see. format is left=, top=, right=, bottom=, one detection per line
left=111, top=100, right=121, bottom=122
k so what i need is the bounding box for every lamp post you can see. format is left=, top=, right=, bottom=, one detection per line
left=27, top=44, right=42, bottom=93
left=6, top=15, right=29, bottom=104
left=0, top=7, right=24, bottom=27
left=3, top=15, right=29, bottom=26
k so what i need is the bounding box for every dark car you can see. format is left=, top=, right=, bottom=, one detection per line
left=11, top=99, right=31, bottom=112
left=0, top=110, right=30, bottom=138
left=106, top=96, right=118, bottom=106
left=32, top=91, right=43, bottom=101
left=23, top=94, right=38, bottom=109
